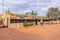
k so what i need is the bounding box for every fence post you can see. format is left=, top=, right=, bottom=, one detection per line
left=8, top=18, right=10, bottom=28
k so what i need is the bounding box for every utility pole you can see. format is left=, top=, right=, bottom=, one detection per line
left=2, top=0, right=8, bottom=27
left=2, top=0, right=4, bottom=12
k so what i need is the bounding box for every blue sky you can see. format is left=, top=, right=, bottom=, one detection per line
left=0, top=0, right=60, bottom=16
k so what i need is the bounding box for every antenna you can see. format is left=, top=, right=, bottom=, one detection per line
left=2, top=0, right=4, bottom=13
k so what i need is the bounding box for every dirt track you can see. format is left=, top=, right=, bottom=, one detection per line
left=0, top=24, right=60, bottom=40
left=19, top=24, right=60, bottom=40
left=0, top=28, right=43, bottom=40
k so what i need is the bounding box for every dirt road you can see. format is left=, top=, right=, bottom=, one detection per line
left=0, top=28, right=43, bottom=40
left=20, top=24, right=60, bottom=40
left=0, top=24, right=60, bottom=40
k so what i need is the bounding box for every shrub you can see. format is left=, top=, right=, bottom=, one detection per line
left=23, top=22, right=34, bottom=27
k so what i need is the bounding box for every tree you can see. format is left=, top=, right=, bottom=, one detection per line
left=31, top=11, right=37, bottom=16
left=5, top=10, right=10, bottom=14
left=46, top=7, right=60, bottom=19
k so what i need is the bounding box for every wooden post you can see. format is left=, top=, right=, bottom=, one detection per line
left=8, top=17, right=10, bottom=28
left=8, top=13, right=11, bottom=28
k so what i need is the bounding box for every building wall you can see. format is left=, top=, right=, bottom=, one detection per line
left=8, top=23, right=23, bottom=29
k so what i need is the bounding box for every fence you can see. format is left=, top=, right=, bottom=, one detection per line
left=8, top=19, right=59, bottom=28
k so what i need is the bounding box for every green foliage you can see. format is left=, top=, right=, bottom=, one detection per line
left=31, top=11, right=37, bottom=16
left=46, top=7, right=60, bottom=19
left=23, top=22, right=34, bottom=27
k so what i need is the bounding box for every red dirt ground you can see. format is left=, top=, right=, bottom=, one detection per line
left=0, top=28, right=43, bottom=40
left=19, top=24, right=60, bottom=40
left=0, top=24, right=60, bottom=40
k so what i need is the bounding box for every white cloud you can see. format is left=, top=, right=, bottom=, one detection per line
left=0, top=0, right=60, bottom=16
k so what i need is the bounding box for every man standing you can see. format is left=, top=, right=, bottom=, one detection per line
left=40, top=19, right=43, bottom=26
